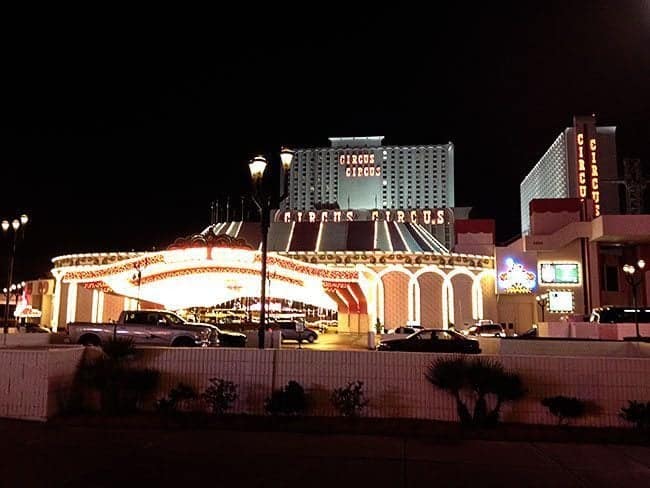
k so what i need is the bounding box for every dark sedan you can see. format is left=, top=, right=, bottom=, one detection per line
left=214, top=326, right=247, bottom=347
left=377, top=329, right=481, bottom=353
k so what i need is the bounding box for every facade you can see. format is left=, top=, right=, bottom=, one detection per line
left=520, top=115, right=620, bottom=234
left=284, top=136, right=455, bottom=212
left=495, top=198, right=650, bottom=334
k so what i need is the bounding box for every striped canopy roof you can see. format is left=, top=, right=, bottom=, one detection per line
left=204, top=221, right=449, bottom=254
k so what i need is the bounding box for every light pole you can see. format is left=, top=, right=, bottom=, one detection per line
left=623, top=259, right=646, bottom=340
left=2, top=214, right=29, bottom=334
left=248, top=148, right=294, bottom=349
left=536, top=293, right=549, bottom=322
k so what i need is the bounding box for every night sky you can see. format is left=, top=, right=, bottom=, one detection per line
left=4, top=2, right=650, bottom=281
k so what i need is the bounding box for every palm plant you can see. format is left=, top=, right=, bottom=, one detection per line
left=425, top=356, right=525, bottom=427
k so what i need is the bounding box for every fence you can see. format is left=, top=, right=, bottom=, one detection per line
left=1, top=345, right=648, bottom=427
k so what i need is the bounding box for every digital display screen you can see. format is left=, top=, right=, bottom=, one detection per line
left=540, top=263, right=579, bottom=284
left=548, top=291, right=574, bottom=312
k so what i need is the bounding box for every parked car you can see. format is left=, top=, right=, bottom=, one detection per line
left=208, top=325, right=247, bottom=347
left=388, top=325, right=424, bottom=335
left=271, top=320, right=319, bottom=343
left=24, top=324, right=51, bottom=333
left=462, top=322, right=506, bottom=337
left=377, top=329, right=481, bottom=353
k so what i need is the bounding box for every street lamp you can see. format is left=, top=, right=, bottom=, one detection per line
left=2, top=214, right=29, bottom=334
left=623, top=259, right=646, bottom=340
left=248, top=148, right=294, bottom=349
left=536, top=293, right=549, bottom=322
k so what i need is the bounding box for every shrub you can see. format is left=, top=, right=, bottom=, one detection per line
left=541, top=396, right=587, bottom=426
left=78, top=338, right=159, bottom=414
left=331, top=381, right=369, bottom=418
left=620, top=400, right=650, bottom=434
left=202, top=378, right=239, bottom=415
left=265, top=381, right=308, bottom=416
left=156, top=383, right=198, bottom=414
left=425, top=356, right=525, bottom=427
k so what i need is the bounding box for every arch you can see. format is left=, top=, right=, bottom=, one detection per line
left=379, top=267, right=412, bottom=328
left=413, top=265, right=448, bottom=327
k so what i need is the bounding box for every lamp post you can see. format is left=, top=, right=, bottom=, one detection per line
left=623, top=259, right=646, bottom=340
left=536, top=293, right=549, bottom=322
left=248, top=148, right=294, bottom=349
left=2, top=215, right=29, bottom=334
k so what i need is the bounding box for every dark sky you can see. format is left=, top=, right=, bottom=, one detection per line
left=4, top=2, right=650, bottom=281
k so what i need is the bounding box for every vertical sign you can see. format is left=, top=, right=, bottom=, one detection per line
left=573, top=115, right=601, bottom=217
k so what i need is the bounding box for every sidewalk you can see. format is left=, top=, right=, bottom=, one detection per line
left=1, top=418, right=648, bottom=487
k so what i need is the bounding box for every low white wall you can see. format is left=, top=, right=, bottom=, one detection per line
left=0, top=334, right=51, bottom=348
left=4, top=346, right=649, bottom=427
left=129, top=348, right=649, bottom=428
left=0, top=346, right=84, bottom=421
left=542, top=321, right=650, bottom=340
left=499, top=339, right=650, bottom=358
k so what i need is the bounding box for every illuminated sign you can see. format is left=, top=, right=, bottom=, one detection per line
left=498, top=258, right=536, bottom=294
left=276, top=208, right=447, bottom=224
left=588, top=137, right=600, bottom=217
left=338, top=152, right=381, bottom=177
left=574, top=116, right=600, bottom=217
left=539, top=263, right=580, bottom=285
left=577, top=133, right=588, bottom=199
left=548, top=291, right=574, bottom=313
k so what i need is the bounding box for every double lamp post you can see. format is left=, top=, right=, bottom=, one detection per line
left=622, top=259, right=646, bottom=340
left=2, top=214, right=29, bottom=334
left=248, top=148, right=294, bottom=349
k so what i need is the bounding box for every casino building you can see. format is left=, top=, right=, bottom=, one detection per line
left=520, top=115, right=620, bottom=234
left=42, top=136, right=498, bottom=334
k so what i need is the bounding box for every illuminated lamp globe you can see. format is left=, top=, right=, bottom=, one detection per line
left=11, top=219, right=20, bottom=231
left=638, top=259, right=646, bottom=269
left=1, top=220, right=8, bottom=232
left=280, top=147, right=294, bottom=171
left=249, top=156, right=267, bottom=183
left=20, top=214, right=29, bottom=226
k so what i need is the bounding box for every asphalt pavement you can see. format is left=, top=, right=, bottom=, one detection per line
left=1, top=419, right=648, bottom=487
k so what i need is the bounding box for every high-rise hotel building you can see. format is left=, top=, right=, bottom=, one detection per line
left=520, top=115, right=620, bottom=234
left=282, top=136, right=455, bottom=212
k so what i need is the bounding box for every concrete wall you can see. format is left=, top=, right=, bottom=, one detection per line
left=3, top=346, right=648, bottom=427
left=0, top=346, right=84, bottom=421
left=122, top=348, right=649, bottom=428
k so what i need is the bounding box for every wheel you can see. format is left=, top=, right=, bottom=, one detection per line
left=172, top=337, right=195, bottom=347
left=79, top=334, right=101, bottom=346
left=307, top=335, right=315, bottom=344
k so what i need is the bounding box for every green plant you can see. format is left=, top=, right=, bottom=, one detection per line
left=156, top=383, right=198, bottom=414
left=202, top=378, right=239, bottom=415
left=425, top=356, right=525, bottom=427
left=78, top=337, right=159, bottom=414
left=541, top=396, right=587, bottom=426
left=331, top=381, right=369, bottom=418
left=265, top=380, right=308, bottom=416
left=620, top=400, right=650, bottom=434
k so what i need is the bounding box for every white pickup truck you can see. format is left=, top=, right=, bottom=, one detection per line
left=68, top=310, right=217, bottom=347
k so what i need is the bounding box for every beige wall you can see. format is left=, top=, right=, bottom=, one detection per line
left=418, top=273, right=444, bottom=327
left=122, top=348, right=649, bottom=428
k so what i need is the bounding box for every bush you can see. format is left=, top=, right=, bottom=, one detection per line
left=620, top=400, right=650, bottom=434
left=425, top=356, right=525, bottom=427
left=77, top=338, right=159, bottom=414
left=331, top=381, right=369, bottom=418
left=202, top=378, right=239, bottom=415
left=265, top=381, right=308, bottom=416
left=541, top=396, right=587, bottom=426
left=156, top=383, right=198, bottom=414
